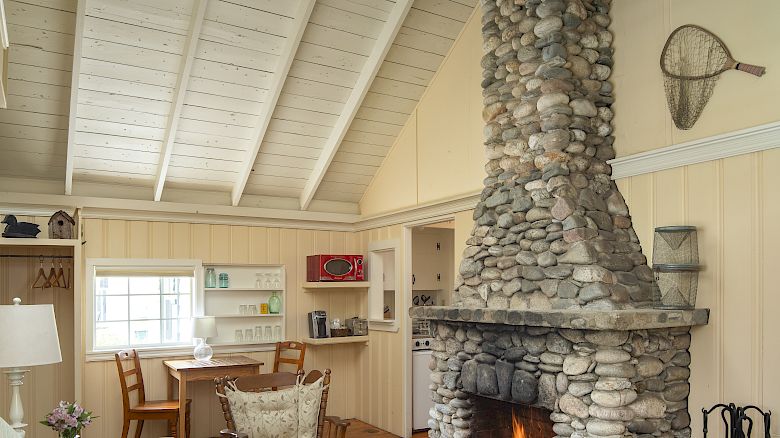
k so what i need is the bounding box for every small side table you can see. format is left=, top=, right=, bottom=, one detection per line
left=164, top=356, right=264, bottom=432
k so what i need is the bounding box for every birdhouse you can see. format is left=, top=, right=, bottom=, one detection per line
left=48, top=210, right=75, bottom=239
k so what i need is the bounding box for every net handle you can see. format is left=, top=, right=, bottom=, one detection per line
left=735, top=62, right=766, bottom=77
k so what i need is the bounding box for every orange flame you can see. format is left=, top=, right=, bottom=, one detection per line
left=512, top=410, right=527, bottom=438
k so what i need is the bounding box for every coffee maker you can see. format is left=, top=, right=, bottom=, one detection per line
left=308, top=310, right=330, bottom=338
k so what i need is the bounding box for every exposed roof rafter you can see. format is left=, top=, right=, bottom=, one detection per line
left=298, top=0, right=413, bottom=211
left=64, top=0, right=86, bottom=195
left=231, top=0, right=317, bottom=207
left=152, top=0, right=209, bottom=202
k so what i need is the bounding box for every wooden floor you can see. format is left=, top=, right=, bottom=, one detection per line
left=347, top=420, right=428, bottom=437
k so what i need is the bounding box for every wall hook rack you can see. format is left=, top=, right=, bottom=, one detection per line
left=703, top=403, right=772, bottom=438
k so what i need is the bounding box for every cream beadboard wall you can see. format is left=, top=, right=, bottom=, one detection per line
left=611, top=0, right=780, bottom=155
left=611, top=1, right=780, bottom=436
left=79, top=219, right=373, bottom=438
left=359, top=8, right=484, bottom=217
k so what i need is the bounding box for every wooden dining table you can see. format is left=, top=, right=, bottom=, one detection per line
left=164, top=355, right=264, bottom=432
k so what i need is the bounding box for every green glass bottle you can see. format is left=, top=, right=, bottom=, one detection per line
left=268, top=291, right=281, bottom=314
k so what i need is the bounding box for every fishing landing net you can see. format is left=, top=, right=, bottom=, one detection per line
left=660, top=25, right=765, bottom=130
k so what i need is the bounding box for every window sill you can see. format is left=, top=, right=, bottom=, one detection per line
left=368, top=318, right=398, bottom=332
left=86, top=343, right=277, bottom=362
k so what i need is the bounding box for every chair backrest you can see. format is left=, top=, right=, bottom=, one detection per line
left=114, top=349, right=145, bottom=411
left=215, top=369, right=331, bottom=438
left=303, top=370, right=331, bottom=438
left=215, top=371, right=301, bottom=432
left=273, top=341, right=307, bottom=373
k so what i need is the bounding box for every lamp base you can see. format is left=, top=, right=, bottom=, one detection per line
left=193, top=340, right=213, bottom=361
left=4, top=368, right=29, bottom=437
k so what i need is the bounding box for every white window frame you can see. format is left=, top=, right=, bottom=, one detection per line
left=86, top=258, right=203, bottom=360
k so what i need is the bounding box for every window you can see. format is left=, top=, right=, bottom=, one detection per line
left=87, top=259, right=201, bottom=353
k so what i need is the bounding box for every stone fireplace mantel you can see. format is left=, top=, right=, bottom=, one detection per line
left=410, top=306, right=709, bottom=331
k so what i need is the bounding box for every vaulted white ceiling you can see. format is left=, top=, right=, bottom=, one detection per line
left=0, top=0, right=475, bottom=214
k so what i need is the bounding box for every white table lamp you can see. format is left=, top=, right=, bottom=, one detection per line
left=0, top=298, right=62, bottom=437
left=192, top=316, right=217, bottom=361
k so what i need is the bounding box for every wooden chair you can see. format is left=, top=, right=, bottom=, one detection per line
left=272, top=340, right=307, bottom=373
left=114, top=349, right=191, bottom=438
left=215, top=369, right=349, bottom=438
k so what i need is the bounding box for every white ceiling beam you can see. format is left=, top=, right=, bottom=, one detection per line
left=231, top=0, right=316, bottom=207
left=298, top=0, right=413, bottom=210
left=64, top=0, right=85, bottom=195
left=152, top=0, right=209, bottom=201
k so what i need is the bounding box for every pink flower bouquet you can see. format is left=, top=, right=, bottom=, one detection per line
left=40, top=401, right=96, bottom=438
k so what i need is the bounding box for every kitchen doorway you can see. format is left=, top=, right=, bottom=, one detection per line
left=408, top=220, right=455, bottom=434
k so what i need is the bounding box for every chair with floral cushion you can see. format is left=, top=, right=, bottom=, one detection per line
left=215, top=369, right=349, bottom=438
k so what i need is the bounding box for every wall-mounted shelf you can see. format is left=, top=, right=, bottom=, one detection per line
left=303, top=281, right=370, bottom=289
left=0, top=238, right=80, bottom=247
left=304, top=336, right=369, bottom=345
left=200, top=263, right=286, bottom=346
left=213, top=314, right=283, bottom=319
left=211, top=341, right=281, bottom=347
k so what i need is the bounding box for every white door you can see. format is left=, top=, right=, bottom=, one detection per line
left=412, top=350, right=434, bottom=430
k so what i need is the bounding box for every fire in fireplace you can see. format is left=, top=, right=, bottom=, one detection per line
left=471, top=395, right=554, bottom=438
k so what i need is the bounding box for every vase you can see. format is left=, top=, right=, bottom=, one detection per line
left=268, top=291, right=281, bottom=314
left=60, top=432, right=80, bottom=438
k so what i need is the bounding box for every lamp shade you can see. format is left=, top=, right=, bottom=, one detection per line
left=193, top=316, right=217, bottom=339
left=0, top=298, right=62, bottom=368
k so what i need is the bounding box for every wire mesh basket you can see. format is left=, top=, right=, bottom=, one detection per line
left=653, top=226, right=699, bottom=264
left=652, top=264, right=701, bottom=309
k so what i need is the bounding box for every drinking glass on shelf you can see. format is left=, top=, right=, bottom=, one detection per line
left=264, top=326, right=272, bottom=342
left=273, top=325, right=281, bottom=341
left=273, top=273, right=281, bottom=289
left=255, top=273, right=263, bottom=289
left=245, top=329, right=254, bottom=342
left=239, top=305, right=248, bottom=315
left=264, top=274, right=272, bottom=289
left=235, top=330, right=244, bottom=343
left=249, top=305, right=258, bottom=315
left=255, top=326, right=262, bottom=342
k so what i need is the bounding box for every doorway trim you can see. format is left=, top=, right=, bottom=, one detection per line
left=402, top=213, right=456, bottom=437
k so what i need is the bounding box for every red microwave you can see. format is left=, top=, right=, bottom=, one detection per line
left=307, top=255, right=364, bottom=282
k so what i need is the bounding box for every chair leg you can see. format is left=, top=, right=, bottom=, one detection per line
left=121, top=416, right=130, bottom=438
left=185, top=410, right=191, bottom=438
left=134, top=420, right=144, bottom=438
left=168, top=419, right=177, bottom=437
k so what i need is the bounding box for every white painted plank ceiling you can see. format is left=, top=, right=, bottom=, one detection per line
left=0, top=0, right=476, bottom=214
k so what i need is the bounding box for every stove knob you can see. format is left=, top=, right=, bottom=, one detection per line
left=424, top=340, right=430, bottom=347
left=414, top=341, right=420, bottom=348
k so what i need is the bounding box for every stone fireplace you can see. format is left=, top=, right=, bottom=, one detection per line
left=409, top=0, right=710, bottom=437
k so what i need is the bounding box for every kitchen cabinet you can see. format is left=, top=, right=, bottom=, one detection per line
left=411, top=228, right=453, bottom=292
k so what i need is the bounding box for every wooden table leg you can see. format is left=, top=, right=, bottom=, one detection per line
left=168, top=372, right=175, bottom=400
left=178, top=373, right=187, bottom=438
